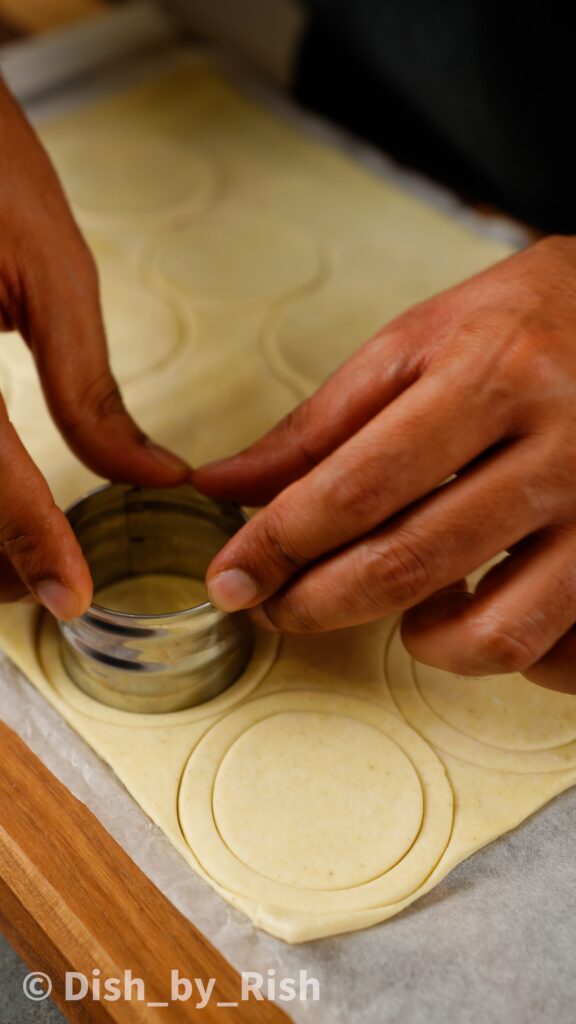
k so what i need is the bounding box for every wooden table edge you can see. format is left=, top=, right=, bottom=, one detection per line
left=0, top=721, right=291, bottom=1023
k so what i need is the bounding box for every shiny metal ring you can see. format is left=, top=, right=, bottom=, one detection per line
left=58, top=482, right=253, bottom=714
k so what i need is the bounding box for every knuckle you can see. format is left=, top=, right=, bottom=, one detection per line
left=0, top=517, right=42, bottom=562
left=267, top=590, right=324, bottom=633
left=60, top=370, right=124, bottom=434
left=253, top=508, right=310, bottom=577
left=354, top=534, right=432, bottom=611
left=320, top=467, right=385, bottom=528
left=488, top=315, right=566, bottom=405
left=276, top=401, right=330, bottom=477
left=499, top=324, right=545, bottom=381
left=281, top=401, right=321, bottom=472
left=455, top=310, right=504, bottom=350
left=451, top=309, right=551, bottom=408
left=472, top=616, right=541, bottom=674
left=459, top=313, right=526, bottom=390
left=88, top=377, right=125, bottom=421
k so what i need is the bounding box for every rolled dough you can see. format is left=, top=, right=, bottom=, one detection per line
left=46, top=129, right=215, bottom=227
left=0, top=61, right=573, bottom=943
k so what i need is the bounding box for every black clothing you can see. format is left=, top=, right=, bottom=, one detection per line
left=295, top=2, right=574, bottom=232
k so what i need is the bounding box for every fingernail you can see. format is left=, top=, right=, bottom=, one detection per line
left=207, top=569, right=259, bottom=611
left=35, top=580, right=80, bottom=620
left=144, top=440, right=191, bottom=474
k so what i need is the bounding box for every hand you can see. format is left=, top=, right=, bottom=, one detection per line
left=194, top=235, right=576, bottom=693
left=0, top=78, right=189, bottom=618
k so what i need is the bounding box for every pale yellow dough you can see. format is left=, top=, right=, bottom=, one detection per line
left=0, top=61, right=574, bottom=943
left=95, top=574, right=209, bottom=615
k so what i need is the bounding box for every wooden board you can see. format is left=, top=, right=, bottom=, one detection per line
left=0, top=722, right=291, bottom=1023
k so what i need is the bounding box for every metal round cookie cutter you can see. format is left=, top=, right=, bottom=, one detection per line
left=58, top=483, right=254, bottom=714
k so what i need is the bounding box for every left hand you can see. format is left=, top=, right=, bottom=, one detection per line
left=194, top=236, right=576, bottom=693
left=0, top=77, right=190, bottom=618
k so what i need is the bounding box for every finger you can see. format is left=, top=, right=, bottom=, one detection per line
left=401, top=528, right=576, bottom=679
left=522, top=629, right=576, bottom=694
left=193, top=306, right=438, bottom=504
left=22, top=244, right=190, bottom=485
left=0, top=402, right=92, bottom=618
left=246, top=439, right=559, bottom=632
left=0, top=555, right=51, bottom=603
left=205, top=358, right=520, bottom=613
left=0, top=551, right=28, bottom=602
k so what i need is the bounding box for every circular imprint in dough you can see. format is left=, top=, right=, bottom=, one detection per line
left=149, top=210, right=321, bottom=307
left=386, top=626, right=576, bottom=773
left=415, top=662, right=576, bottom=751
left=36, top=612, right=279, bottom=729
left=100, top=277, right=185, bottom=387
left=264, top=249, right=389, bottom=395
left=178, top=691, right=453, bottom=913
left=49, top=132, right=213, bottom=228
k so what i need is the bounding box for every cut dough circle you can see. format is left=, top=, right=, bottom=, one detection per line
left=37, top=612, right=280, bottom=729
left=387, top=626, right=576, bottom=772
left=213, top=711, right=423, bottom=890
left=149, top=209, right=321, bottom=307
left=178, top=690, right=453, bottom=913
left=49, top=131, right=214, bottom=227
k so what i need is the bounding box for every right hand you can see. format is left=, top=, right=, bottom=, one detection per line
left=0, top=78, right=190, bottom=619
left=196, top=235, right=576, bottom=694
